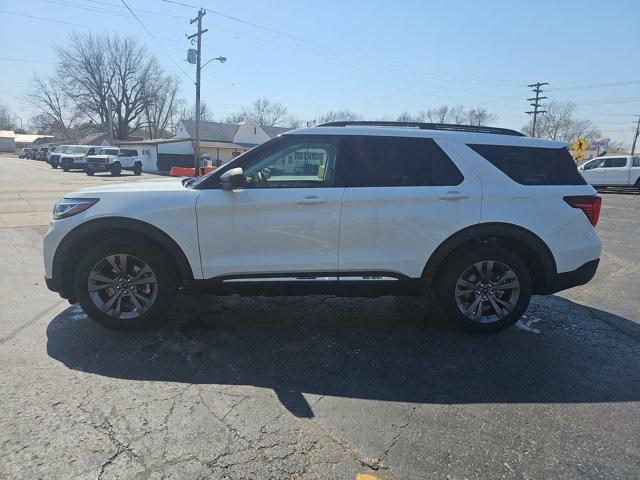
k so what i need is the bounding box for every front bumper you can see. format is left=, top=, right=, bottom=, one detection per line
left=542, top=259, right=599, bottom=294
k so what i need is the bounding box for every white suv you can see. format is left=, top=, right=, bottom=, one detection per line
left=44, top=122, right=602, bottom=333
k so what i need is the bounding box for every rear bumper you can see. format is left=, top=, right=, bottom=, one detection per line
left=542, top=259, right=599, bottom=294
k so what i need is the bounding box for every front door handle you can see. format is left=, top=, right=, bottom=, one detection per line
left=296, top=195, right=328, bottom=205
left=438, top=191, right=470, bottom=201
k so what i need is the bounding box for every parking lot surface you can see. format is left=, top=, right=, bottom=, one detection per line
left=1, top=155, right=639, bottom=479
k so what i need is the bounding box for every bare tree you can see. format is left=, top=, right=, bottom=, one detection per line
left=143, top=75, right=181, bottom=138
left=0, top=101, right=18, bottom=131
left=24, top=73, right=82, bottom=140
left=224, top=110, right=248, bottom=123
left=52, top=32, right=175, bottom=139
left=315, top=109, right=363, bottom=124
left=225, top=98, right=289, bottom=126
left=466, top=107, right=497, bottom=126
left=606, top=140, right=629, bottom=154
left=396, top=111, right=426, bottom=122
left=182, top=101, right=216, bottom=123
left=522, top=101, right=601, bottom=143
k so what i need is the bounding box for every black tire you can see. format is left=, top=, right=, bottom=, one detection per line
left=62, top=165, right=70, bottom=172
left=85, top=166, right=95, bottom=176
left=51, top=162, right=58, bottom=169
left=133, top=162, right=142, bottom=176
left=74, top=237, right=178, bottom=330
left=435, top=245, right=532, bottom=334
left=110, top=162, right=122, bottom=176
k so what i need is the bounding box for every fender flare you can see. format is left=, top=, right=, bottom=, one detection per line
left=421, top=222, right=557, bottom=281
left=52, top=217, right=195, bottom=288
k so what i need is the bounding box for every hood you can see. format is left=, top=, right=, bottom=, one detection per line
left=66, top=177, right=186, bottom=197
left=62, top=153, right=88, bottom=158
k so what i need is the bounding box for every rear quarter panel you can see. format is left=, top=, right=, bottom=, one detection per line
left=444, top=140, right=601, bottom=273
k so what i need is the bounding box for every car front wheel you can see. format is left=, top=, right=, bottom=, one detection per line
left=74, top=238, right=178, bottom=330
left=436, top=245, right=532, bottom=334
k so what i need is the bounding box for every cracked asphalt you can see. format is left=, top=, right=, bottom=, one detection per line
left=1, top=156, right=639, bottom=479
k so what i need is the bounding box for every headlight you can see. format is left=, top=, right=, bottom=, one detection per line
left=52, top=198, right=99, bottom=220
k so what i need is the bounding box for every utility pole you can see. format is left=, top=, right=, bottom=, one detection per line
left=631, top=115, right=640, bottom=156
left=526, top=82, right=548, bottom=138
left=188, top=9, right=208, bottom=176
left=106, top=98, right=114, bottom=144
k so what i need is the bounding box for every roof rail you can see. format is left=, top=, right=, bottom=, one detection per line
left=317, top=121, right=525, bottom=137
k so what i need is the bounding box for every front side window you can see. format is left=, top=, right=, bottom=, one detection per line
left=344, top=137, right=463, bottom=187
left=243, top=140, right=339, bottom=188
left=469, top=144, right=586, bottom=185
left=583, top=158, right=605, bottom=170
left=603, top=157, right=627, bottom=168
left=633, top=157, right=640, bottom=167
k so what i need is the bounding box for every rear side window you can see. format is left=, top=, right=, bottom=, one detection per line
left=603, top=157, right=627, bottom=168
left=469, top=144, right=586, bottom=185
left=344, top=137, right=463, bottom=187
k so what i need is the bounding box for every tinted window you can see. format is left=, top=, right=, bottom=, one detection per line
left=469, top=144, right=586, bottom=185
left=603, top=157, right=627, bottom=168
left=633, top=157, right=640, bottom=167
left=344, top=137, right=463, bottom=187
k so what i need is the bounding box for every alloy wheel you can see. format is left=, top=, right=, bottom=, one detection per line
left=87, top=254, right=158, bottom=319
left=454, top=260, right=520, bottom=324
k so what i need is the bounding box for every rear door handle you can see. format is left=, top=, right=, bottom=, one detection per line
left=296, top=195, right=328, bottom=205
left=438, top=191, right=470, bottom=201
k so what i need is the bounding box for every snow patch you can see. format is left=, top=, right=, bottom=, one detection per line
left=516, top=314, right=541, bottom=334
left=69, top=305, right=87, bottom=321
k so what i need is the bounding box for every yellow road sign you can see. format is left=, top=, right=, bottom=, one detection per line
left=572, top=138, right=589, bottom=153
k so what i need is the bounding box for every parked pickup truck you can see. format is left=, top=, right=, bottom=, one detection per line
left=85, top=148, right=143, bottom=176
left=578, top=155, right=640, bottom=192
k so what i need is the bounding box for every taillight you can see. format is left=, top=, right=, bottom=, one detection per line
left=564, top=195, right=602, bottom=226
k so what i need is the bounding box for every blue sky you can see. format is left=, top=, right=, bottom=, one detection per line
left=1, top=0, right=639, bottom=143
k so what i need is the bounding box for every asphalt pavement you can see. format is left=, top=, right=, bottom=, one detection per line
left=0, top=155, right=638, bottom=479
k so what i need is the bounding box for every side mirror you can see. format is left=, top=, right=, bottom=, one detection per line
left=219, top=167, right=246, bottom=190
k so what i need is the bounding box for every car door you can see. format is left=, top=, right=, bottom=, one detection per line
left=196, top=136, right=345, bottom=279
left=580, top=158, right=605, bottom=185
left=602, top=157, right=629, bottom=185
left=338, top=135, right=482, bottom=279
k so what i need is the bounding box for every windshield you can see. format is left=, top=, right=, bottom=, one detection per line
left=66, top=146, right=90, bottom=154
left=98, top=148, right=119, bottom=155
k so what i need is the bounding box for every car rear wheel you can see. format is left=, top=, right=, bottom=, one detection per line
left=436, top=245, right=532, bottom=334
left=74, top=238, right=178, bottom=330
left=132, top=162, right=142, bottom=175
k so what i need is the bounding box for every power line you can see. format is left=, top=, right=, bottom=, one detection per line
left=0, top=57, right=56, bottom=64
left=119, top=0, right=194, bottom=83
